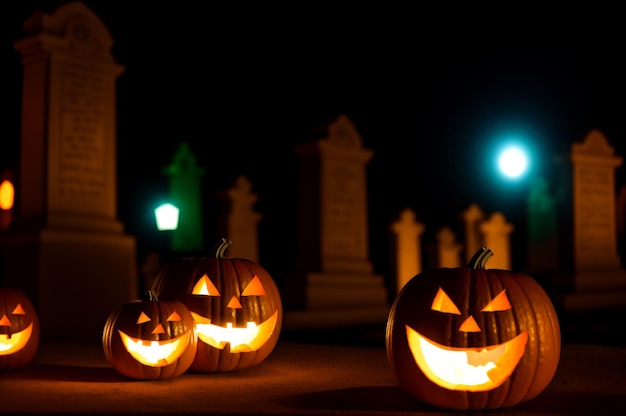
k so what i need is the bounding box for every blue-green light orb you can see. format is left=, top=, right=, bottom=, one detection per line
left=498, top=146, right=529, bottom=178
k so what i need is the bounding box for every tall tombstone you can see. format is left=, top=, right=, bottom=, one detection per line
left=479, top=212, right=514, bottom=270
left=217, top=175, right=261, bottom=262
left=462, top=203, right=485, bottom=262
left=162, top=141, right=205, bottom=254
left=0, top=3, right=137, bottom=342
left=568, top=130, right=626, bottom=296
left=618, top=185, right=626, bottom=265
left=526, top=176, right=559, bottom=275
left=282, top=114, right=389, bottom=329
left=390, top=208, right=424, bottom=293
left=436, top=226, right=462, bottom=268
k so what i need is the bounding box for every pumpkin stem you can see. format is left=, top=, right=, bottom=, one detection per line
left=466, top=247, right=494, bottom=269
left=143, top=291, right=158, bottom=301
left=211, top=238, right=232, bottom=258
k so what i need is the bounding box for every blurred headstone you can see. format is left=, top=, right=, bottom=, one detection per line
left=526, top=176, right=560, bottom=275
left=217, top=175, right=261, bottom=262
left=436, top=226, right=462, bottom=268
left=462, top=203, right=485, bottom=262
left=557, top=130, right=626, bottom=310
left=162, top=141, right=205, bottom=253
left=390, top=207, right=424, bottom=293
left=282, top=114, right=388, bottom=329
left=0, top=2, right=137, bottom=343
left=480, top=212, right=514, bottom=270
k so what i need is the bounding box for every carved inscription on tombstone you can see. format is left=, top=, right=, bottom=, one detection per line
left=323, top=161, right=362, bottom=257
left=60, top=68, right=105, bottom=201
left=575, top=166, right=613, bottom=252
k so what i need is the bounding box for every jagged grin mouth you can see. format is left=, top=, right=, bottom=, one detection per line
left=406, top=325, right=528, bottom=392
left=191, top=311, right=278, bottom=353
left=0, top=323, right=33, bottom=355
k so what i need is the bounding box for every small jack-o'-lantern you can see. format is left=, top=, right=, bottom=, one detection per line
left=102, top=291, right=197, bottom=380
left=0, top=288, right=40, bottom=370
left=386, top=247, right=561, bottom=410
left=152, top=238, right=283, bottom=372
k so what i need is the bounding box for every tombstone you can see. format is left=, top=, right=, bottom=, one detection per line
left=0, top=2, right=137, bottom=343
left=217, top=175, right=261, bottom=262
left=436, top=226, right=462, bottom=268
left=557, top=130, right=626, bottom=311
left=462, top=203, right=485, bottom=262
left=618, top=185, right=626, bottom=266
left=390, top=208, right=425, bottom=293
left=282, top=114, right=389, bottom=329
left=526, top=176, right=560, bottom=275
left=162, top=141, right=205, bottom=254
left=479, top=212, right=514, bottom=270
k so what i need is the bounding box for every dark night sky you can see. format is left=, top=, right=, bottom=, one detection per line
left=2, top=2, right=626, bottom=282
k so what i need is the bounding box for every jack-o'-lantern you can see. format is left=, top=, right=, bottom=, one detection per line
left=0, top=288, right=40, bottom=370
left=386, top=247, right=561, bottom=410
left=102, top=291, right=197, bottom=380
left=152, top=238, right=283, bottom=372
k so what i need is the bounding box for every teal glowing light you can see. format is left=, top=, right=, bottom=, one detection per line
left=498, top=146, right=528, bottom=178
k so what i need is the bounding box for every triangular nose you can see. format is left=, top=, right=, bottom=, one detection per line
left=227, top=296, right=242, bottom=309
left=152, top=323, right=165, bottom=334
left=459, top=316, right=481, bottom=332
left=0, top=314, right=10, bottom=326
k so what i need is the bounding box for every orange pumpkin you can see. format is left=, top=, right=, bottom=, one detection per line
left=386, top=247, right=561, bottom=410
left=0, top=288, right=40, bottom=370
left=102, top=291, right=197, bottom=380
left=152, top=238, right=283, bottom=372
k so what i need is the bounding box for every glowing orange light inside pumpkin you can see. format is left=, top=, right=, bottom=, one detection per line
left=0, top=303, right=34, bottom=355
left=119, top=310, right=192, bottom=367
left=0, top=180, right=14, bottom=210
left=407, top=287, right=527, bottom=392
left=190, top=274, right=278, bottom=352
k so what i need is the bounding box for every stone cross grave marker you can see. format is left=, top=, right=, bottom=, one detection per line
left=390, top=207, right=425, bottom=292
left=480, top=212, right=514, bottom=270
left=218, top=175, right=261, bottom=262
left=436, top=226, right=462, bottom=268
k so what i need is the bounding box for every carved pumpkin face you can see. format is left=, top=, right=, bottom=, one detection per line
left=386, top=248, right=561, bottom=410
left=0, top=288, right=40, bottom=370
left=152, top=238, right=283, bottom=372
left=102, top=292, right=197, bottom=380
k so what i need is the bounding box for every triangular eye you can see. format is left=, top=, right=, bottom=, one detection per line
left=137, top=312, right=151, bottom=324
left=192, top=274, right=221, bottom=296
left=431, top=287, right=461, bottom=315
left=167, top=311, right=182, bottom=322
left=241, top=275, right=266, bottom=296
left=12, top=304, right=25, bottom=315
left=481, top=289, right=512, bottom=312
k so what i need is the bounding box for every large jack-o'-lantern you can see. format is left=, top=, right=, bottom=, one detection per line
left=386, top=247, right=561, bottom=410
left=0, top=288, right=40, bottom=370
left=152, top=238, right=283, bottom=372
left=102, top=291, right=197, bottom=380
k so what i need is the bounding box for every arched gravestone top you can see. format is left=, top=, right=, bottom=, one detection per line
left=325, top=114, right=362, bottom=148
left=22, top=1, right=116, bottom=63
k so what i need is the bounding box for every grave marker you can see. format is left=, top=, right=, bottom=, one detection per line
left=390, top=208, right=424, bottom=292
left=282, top=114, right=389, bottom=329
left=0, top=2, right=137, bottom=343
left=218, top=175, right=261, bottom=262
